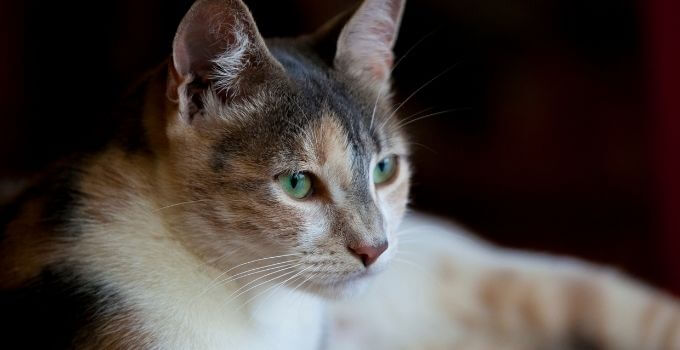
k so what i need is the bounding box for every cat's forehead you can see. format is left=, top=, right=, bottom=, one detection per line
left=266, top=42, right=386, bottom=152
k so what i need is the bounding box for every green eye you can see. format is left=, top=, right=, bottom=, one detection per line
left=278, top=172, right=312, bottom=199
left=373, top=156, right=398, bottom=185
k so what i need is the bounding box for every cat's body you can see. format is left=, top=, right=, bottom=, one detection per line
left=331, top=214, right=680, bottom=349
left=1, top=0, right=678, bottom=349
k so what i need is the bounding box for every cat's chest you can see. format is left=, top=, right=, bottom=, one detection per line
left=151, top=288, right=327, bottom=350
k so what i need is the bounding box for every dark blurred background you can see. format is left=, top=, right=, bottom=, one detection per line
left=0, top=0, right=678, bottom=293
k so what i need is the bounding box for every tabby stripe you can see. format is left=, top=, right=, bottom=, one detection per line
left=659, top=308, right=680, bottom=349
left=518, top=282, right=543, bottom=330
left=641, top=300, right=661, bottom=346
left=565, top=278, right=605, bottom=347
left=479, top=270, right=520, bottom=334
left=648, top=302, right=674, bottom=349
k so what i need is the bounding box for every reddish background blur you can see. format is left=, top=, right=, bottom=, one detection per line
left=649, top=0, right=680, bottom=293
left=0, top=0, right=677, bottom=293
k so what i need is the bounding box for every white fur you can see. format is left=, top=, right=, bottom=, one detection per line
left=326, top=213, right=680, bottom=350
left=211, top=24, right=251, bottom=94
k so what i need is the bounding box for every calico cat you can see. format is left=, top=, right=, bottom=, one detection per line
left=1, top=0, right=678, bottom=349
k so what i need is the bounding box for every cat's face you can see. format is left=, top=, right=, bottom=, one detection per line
left=160, top=0, right=408, bottom=298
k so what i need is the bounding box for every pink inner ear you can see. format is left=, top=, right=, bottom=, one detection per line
left=368, top=59, right=390, bottom=81
left=366, top=46, right=395, bottom=81
left=370, top=65, right=387, bottom=81
left=384, top=55, right=394, bottom=70
left=368, top=22, right=397, bottom=50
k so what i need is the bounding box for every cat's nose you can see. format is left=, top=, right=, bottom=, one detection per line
left=349, top=241, right=388, bottom=267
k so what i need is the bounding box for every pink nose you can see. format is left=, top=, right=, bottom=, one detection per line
left=349, top=242, right=388, bottom=267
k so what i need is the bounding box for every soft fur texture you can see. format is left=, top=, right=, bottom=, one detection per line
left=1, top=0, right=678, bottom=349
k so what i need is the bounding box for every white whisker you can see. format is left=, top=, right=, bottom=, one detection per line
left=224, top=264, right=302, bottom=301
left=237, top=265, right=314, bottom=312
left=370, top=31, right=437, bottom=130
left=287, top=272, right=318, bottom=317
left=193, top=253, right=301, bottom=301
left=393, top=257, right=435, bottom=280
left=153, top=199, right=212, bottom=212
left=279, top=272, right=319, bottom=327
left=405, top=141, right=438, bottom=154
left=394, top=107, right=471, bottom=131
left=395, top=249, right=421, bottom=256
left=286, top=271, right=317, bottom=300
left=379, top=62, right=460, bottom=131
left=395, top=224, right=445, bottom=236
left=381, top=106, right=433, bottom=132
left=396, top=241, right=430, bottom=249
left=217, top=261, right=300, bottom=286
left=223, top=268, right=300, bottom=308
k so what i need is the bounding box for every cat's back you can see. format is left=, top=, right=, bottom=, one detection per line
left=0, top=165, right=120, bottom=348
left=0, top=166, right=86, bottom=288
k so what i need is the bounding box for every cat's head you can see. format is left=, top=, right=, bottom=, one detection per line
left=159, top=0, right=409, bottom=298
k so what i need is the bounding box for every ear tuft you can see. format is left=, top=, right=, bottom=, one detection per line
left=335, top=0, right=406, bottom=89
left=210, top=24, right=252, bottom=93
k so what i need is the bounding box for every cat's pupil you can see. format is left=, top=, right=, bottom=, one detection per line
left=378, top=161, right=386, bottom=172
left=290, top=175, right=299, bottom=189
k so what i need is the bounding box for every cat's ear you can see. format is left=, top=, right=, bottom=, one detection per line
left=334, top=0, right=406, bottom=89
left=167, top=0, right=282, bottom=121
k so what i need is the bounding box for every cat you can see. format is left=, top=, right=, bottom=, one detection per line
left=1, top=0, right=678, bottom=349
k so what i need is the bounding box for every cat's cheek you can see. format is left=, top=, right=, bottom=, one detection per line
left=374, top=178, right=410, bottom=248
left=294, top=223, right=328, bottom=252
left=385, top=175, right=411, bottom=223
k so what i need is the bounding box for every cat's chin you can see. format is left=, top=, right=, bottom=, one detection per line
left=300, top=275, right=374, bottom=300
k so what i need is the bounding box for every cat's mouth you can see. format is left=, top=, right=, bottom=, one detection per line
left=294, top=253, right=394, bottom=297
left=293, top=259, right=396, bottom=298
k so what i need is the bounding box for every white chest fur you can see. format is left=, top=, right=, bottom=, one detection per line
left=70, top=206, right=326, bottom=350
left=156, top=289, right=326, bottom=350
